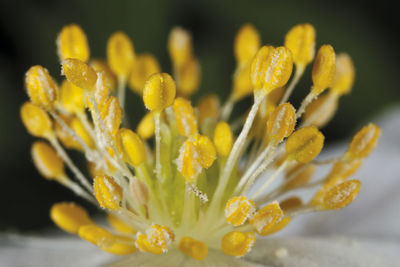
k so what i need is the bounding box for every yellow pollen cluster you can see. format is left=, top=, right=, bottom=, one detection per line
left=20, top=22, right=380, bottom=261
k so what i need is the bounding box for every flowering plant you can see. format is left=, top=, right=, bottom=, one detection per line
left=20, top=23, right=380, bottom=262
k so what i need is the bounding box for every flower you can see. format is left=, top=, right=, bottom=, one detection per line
left=20, top=23, right=381, bottom=262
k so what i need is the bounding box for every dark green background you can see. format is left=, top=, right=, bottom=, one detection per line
left=0, top=0, right=399, bottom=231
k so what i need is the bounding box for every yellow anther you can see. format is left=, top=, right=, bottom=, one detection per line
left=62, top=58, right=98, bottom=91
left=179, top=237, right=208, bottom=260
left=94, top=175, right=123, bottom=211
left=214, top=121, right=233, bottom=157
left=20, top=102, right=53, bottom=139
left=225, top=196, right=256, bottom=226
left=330, top=53, right=355, bottom=95
left=90, top=59, right=117, bottom=91
left=54, top=116, right=81, bottom=150
left=221, top=231, right=256, bottom=257
left=329, top=160, right=362, bottom=179
left=173, top=97, right=198, bottom=137
left=249, top=201, right=283, bottom=236
left=106, top=214, right=136, bottom=235
left=103, top=235, right=137, bottom=255
left=135, top=233, right=162, bottom=254
left=118, top=128, right=146, bottom=166
left=31, top=141, right=64, bottom=180
left=250, top=46, right=272, bottom=90
left=128, top=53, right=161, bottom=94
left=232, top=62, right=253, bottom=100
left=197, top=94, right=220, bottom=125
left=176, top=140, right=202, bottom=182
left=260, top=216, right=291, bottom=236
left=70, top=117, right=95, bottom=149
left=251, top=46, right=293, bottom=93
left=57, top=24, right=90, bottom=62
left=345, top=123, right=381, bottom=160
left=176, top=57, right=201, bottom=96
left=142, top=73, right=176, bottom=111
left=193, top=134, right=217, bottom=169
left=100, top=96, right=122, bottom=135
left=78, top=224, right=115, bottom=249
left=60, top=80, right=84, bottom=114
left=137, top=111, right=155, bottom=139
left=303, top=92, right=338, bottom=128
left=285, top=126, right=325, bottom=163
left=50, top=202, right=93, bottom=234
left=136, top=225, right=174, bottom=254
left=279, top=197, right=303, bottom=212
left=107, top=32, right=135, bottom=78
left=311, top=45, right=336, bottom=95
left=234, top=24, right=261, bottom=65
left=266, top=102, right=296, bottom=142
left=168, top=27, right=193, bottom=68
left=25, top=65, right=58, bottom=109
left=284, top=164, right=315, bottom=190
left=284, top=23, right=316, bottom=67
left=323, top=180, right=361, bottom=210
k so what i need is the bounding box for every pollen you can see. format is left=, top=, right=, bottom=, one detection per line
left=345, top=123, right=381, bottom=160
left=94, top=175, right=123, bottom=211
left=25, top=65, right=58, bottom=109
left=195, top=135, right=217, bottom=169
left=173, top=97, right=198, bottom=137
left=107, top=32, right=135, bottom=78
left=136, top=225, right=174, bottom=254
left=90, top=59, right=117, bottom=91
left=284, top=23, right=316, bottom=68
left=178, top=236, right=208, bottom=260
left=234, top=24, right=261, bottom=65
left=100, top=96, right=122, bottom=135
left=251, top=46, right=293, bottom=92
left=50, top=202, right=93, bottom=234
left=214, top=121, right=233, bottom=157
left=118, top=128, right=146, bottom=166
left=311, top=45, right=336, bottom=95
left=221, top=231, right=256, bottom=257
left=285, top=126, right=325, bottom=163
left=62, top=58, right=98, bottom=91
left=57, top=24, right=90, bottom=62
left=225, top=196, right=256, bottom=226
left=250, top=201, right=284, bottom=236
left=128, top=53, right=161, bottom=94
left=322, top=180, right=361, bottom=210
left=31, top=141, right=64, bottom=180
left=142, top=73, right=176, bottom=111
left=20, top=102, right=53, bottom=139
left=267, top=102, right=296, bottom=142
left=21, top=23, right=379, bottom=262
left=176, top=139, right=202, bottom=181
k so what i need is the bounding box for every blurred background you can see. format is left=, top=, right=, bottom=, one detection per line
left=0, top=0, right=399, bottom=232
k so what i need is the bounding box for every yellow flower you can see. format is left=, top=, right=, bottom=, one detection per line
left=20, top=23, right=379, bottom=261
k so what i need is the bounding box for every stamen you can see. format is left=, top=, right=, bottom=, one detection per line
left=50, top=202, right=93, bottom=234
left=221, top=231, right=256, bottom=257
